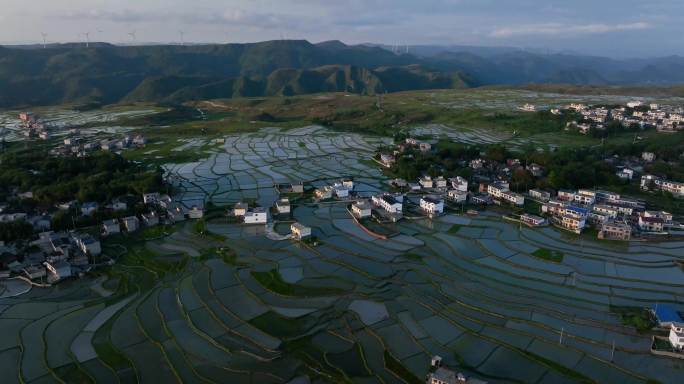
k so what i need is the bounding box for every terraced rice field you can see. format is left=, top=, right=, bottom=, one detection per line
left=164, top=126, right=391, bottom=208
left=0, top=107, right=159, bottom=142
left=2, top=127, right=684, bottom=383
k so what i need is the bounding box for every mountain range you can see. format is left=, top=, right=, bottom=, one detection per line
left=1, top=40, right=683, bottom=108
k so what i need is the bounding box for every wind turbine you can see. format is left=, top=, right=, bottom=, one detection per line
left=82, top=31, right=90, bottom=48
left=178, top=30, right=185, bottom=46
left=40, top=32, right=47, bottom=49
left=128, top=30, right=137, bottom=43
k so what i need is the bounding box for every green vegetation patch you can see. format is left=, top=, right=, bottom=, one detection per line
left=448, top=225, right=462, bottom=234
left=531, top=248, right=564, bottom=263
left=611, top=306, right=656, bottom=333
left=326, top=343, right=371, bottom=379
left=383, top=350, right=422, bottom=384
left=518, top=349, right=593, bottom=383
left=192, top=219, right=227, bottom=241
left=251, top=269, right=347, bottom=297
left=250, top=311, right=312, bottom=339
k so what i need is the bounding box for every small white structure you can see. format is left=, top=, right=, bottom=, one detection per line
left=447, top=189, right=468, bottom=203
left=419, top=176, right=433, bottom=189
left=142, top=212, right=159, bottom=227
left=529, top=189, right=552, bottom=201
left=380, top=154, right=395, bottom=168
left=166, top=205, right=186, bottom=223
left=352, top=200, right=372, bottom=218
left=75, top=234, right=101, bottom=256
left=642, top=152, right=656, bottom=162
left=638, top=215, right=665, bottom=232
left=521, top=214, right=546, bottom=227
left=434, top=176, right=448, bottom=189
left=488, top=182, right=524, bottom=206
left=233, top=202, right=249, bottom=217
left=188, top=206, right=204, bottom=219
left=244, top=208, right=268, bottom=224
left=616, top=168, right=634, bottom=180
left=275, top=198, right=291, bottom=215
left=142, top=193, right=161, bottom=205
left=122, top=216, right=139, bottom=232
left=81, top=202, right=99, bottom=216
left=372, top=194, right=403, bottom=214
left=102, top=219, right=121, bottom=236
left=111, top=201, right=128, bottom=211
left=333, top=183, right=350, bottom=198
left=341, top=179, right=354, bottom=190
left=314, top=186, right=333, bottom=200
left=291, top=222, right=312, bottom=240
left=45, top=260, right=71, bottom=283
left=669, top=323, right=684, bottom=351
left=420, top=196, right=444, bottom=216
left=450, top=176, right=468, bottom=192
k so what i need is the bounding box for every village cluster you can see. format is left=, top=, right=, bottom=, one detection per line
left=0, top=191, right=204, bottom=284
left=378, top=138, right=683, bottom=241
left=523, top=100, right=684, bottom=134
left=16, top=112, right=147, bottom=156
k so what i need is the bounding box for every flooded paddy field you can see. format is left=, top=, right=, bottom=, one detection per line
left=1, top=125, right=684, bottom=383
left=0, top=106, right=160, bottom=142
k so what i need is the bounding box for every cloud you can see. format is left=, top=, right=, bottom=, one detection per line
left=59, top=8, right=294, bottom=30
left=490, top=22, right=651, bottom=38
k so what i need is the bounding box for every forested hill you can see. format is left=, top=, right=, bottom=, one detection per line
left=0, top=40, right=472, bottom=107
left=1, top=39, right=684, bottom=107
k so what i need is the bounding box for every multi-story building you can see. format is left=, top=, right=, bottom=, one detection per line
left=314, top=186, right=333, bottom=200
left=598, top=221, right=632, bottom=241
left=122, top=216, right=139, bottom=232
left=449, top=176, right=468, bottom=192
left=521, top=214, right=546, bottom=227
left=74, top=234, right=101, bottom=256
left=434, top=176, right=448, bottom=189
left=447, top=189, right=468, bottom=203
left=420, top=196, right=444, bottom=216
left=574, top=190, right=596, bottom=205
left=419, top=176, right=434, bottom=189
left=244, top=208, right=268, bottom=224
left=372, top=194, right=403, bottom=214
left=102, top=219, right=120, bottom=236
left=488, top=182, right=524, bottom=206
left=275, top=198, right=291, bottom=215
left=669, top=323, right=684, bottom=351
left=333, top=183, right=350, bottom=198
left=290, top=223, right=312, bottom=240
left=529, top=189, right=552, bottom=201
left=351, top=200, right=372, bottom=218
left=661, top=180, right=684, bottom=198
left=542, top=201, right=588, bottom=234
left=638, top=215, right=665, bottom=232
left=592, top=205, right=619, bottom=219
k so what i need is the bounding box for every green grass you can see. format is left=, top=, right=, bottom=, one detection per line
left=92, top=320, right=135, bottom=374
left=53, top=364, right=94, bottom=384
left=518, top=350, right=593, bottom=383
left=139, top=225, right=175, bottom=240
left=402, top=253, right=424, bottom=263
left=448, top=225, right=462, bottom=233
left=531, top=248, right=564, bottom=263
left=249, top=311, right=311, bottom=338
left=383, top=350, right=422, bottom=384
left=192, top=219, right=227, bottom=242
left=251, top=269, right=347, bottom=297
left=611, top=305, right=656, bottom=333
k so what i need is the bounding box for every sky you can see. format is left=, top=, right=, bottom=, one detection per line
left=0, top=0, right=681, bottom=58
